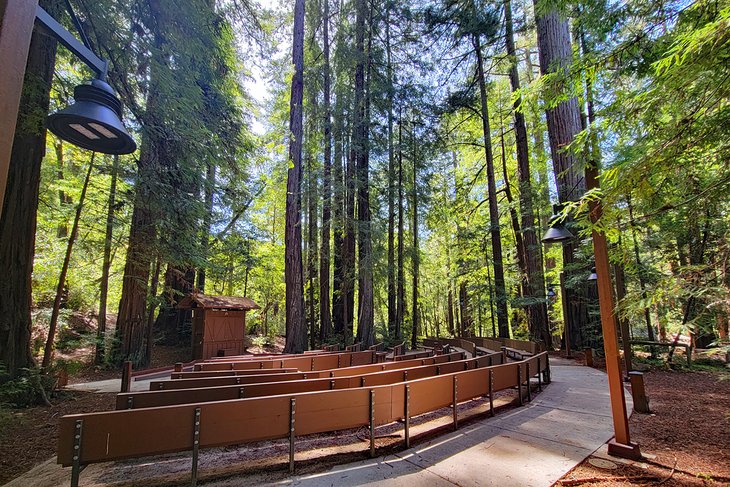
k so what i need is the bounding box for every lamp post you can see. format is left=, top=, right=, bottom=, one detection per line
left=0, top=2, right=135, bottom=214
left=543, top=193, right=640, bottom=459
left=585, top=165, right=642, bottom=460
left=542, top=203, right=574, bottom=358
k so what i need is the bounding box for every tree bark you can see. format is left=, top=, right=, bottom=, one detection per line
left=355, top=0, right=374, bottom=347
left=42, top=154, right=95, bottom=369
left=319, top=0, right=333, bottom=341
left=0, top=0, right=61, bottom=378
left=505, top=0, right=550, bottom=348
left=396, top=115, right=406, bottom=341
left=197, top=161, right=216, bottom=292
left=385, top=4, right=397, bottom=339
left=411, top=122, right=419, bottom=348
left=474, top=34, right=510, bottom=338
left=306, top=97, right=319, bottom=349
left=284, top=0, right=307, bottom=353
left=534, top=0, right=588, bottom=348
left=332, top=89, right=345, bottom=335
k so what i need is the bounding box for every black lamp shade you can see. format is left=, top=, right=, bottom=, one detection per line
left=47, top=79, right=136, bottom=155
left=588, top=267, right=598, bottom=281
left=541, top=203, right=574, bottom=243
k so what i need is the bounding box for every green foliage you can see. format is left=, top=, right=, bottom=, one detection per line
left=0, top=365, right=53, bottom=408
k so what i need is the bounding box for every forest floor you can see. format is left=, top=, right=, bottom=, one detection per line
left=1, top=342, right=728, bottom=486
left=554, top=353, right=730, bottom=487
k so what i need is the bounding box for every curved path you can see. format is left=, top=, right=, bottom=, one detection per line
left=4, top=359, right=632, bottom=487
left=255, top=359, right=633, bottom=487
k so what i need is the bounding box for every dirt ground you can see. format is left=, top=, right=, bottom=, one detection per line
left=555, top=367, right=730, bottom=487
left=1, top=344, right=728, bottom=486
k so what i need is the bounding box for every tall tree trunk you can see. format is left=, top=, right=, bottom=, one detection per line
left=284, top=0, right=307, bottom=353
left=355, top=0, right=374, bottom=347
left=319, top=0, right=333, bottom=341
left=474, top=34, right=510, bottom=338
left=627, top=196, right=654, bottom=342
left=332, top=90, right=345, bottom=335
left=396, top=116, right=406, bottom=341
left=145, top=257, right=161, bottom=365
left=306, top=97, right=319, bottom=349
left=0, top=0, right=61, bottom=378
left=385, top=5, right=397, bottom=339
left=55, top=141, right=69, bottom=238
left=96, top=155, right=119, bottom=365
left=447, top=288, right=455, bottom=336
left=42, top=154, right=95, bottom=369
left=505, top=0, right=550, bottom=348
left=411, top=122, right=419, bottom=348
left=197, top=161, right=216, bottom=292
left=534, top=0, right=588, bottom=348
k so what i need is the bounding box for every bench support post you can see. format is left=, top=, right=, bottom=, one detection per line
left=289, top=398, right=296, bottom=473
left=526, top=363, right=532, bottom=402
left=517, top=365, right=523, bottom=405
left=488, top=370, right=494, bottom=416
left=452, top=376, right=458, bottom=430
left=70, top=419, right=84, bottom=487
left=369, top=390, right=376, bottom=457
left=404, top=385, right=410, bottom=448
left=191, top=408, right=201, bottom=486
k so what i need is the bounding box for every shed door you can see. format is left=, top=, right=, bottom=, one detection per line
left=206, top=311, right=245, bottom=341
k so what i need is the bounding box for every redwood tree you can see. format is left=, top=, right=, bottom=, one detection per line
left=0, top=0, right=62, bottom=378
left=284, top=0, right=307, bottom=353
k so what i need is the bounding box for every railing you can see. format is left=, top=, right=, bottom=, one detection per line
left=58, top=352, right=550, bottom=486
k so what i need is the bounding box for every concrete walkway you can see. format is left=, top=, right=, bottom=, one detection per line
left=272, top=361, right=633, bottom=487
left=5, top=360, right=632, bottom=487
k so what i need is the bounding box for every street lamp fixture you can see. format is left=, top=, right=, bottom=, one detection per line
left=587, top=267, right=598, bottom=281
left=541, top=203, right=573, bottom=243
left=35, top=5, right=136, bottom=155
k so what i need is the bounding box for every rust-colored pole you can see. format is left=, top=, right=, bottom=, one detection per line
left=0, top=0, right=39, bottom=213
left=559, top=272, right=572, bottom=358
left=586, top=165, right=641, bottom=460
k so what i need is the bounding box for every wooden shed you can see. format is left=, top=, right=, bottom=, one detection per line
left=178, top=293, right=260, bottom=360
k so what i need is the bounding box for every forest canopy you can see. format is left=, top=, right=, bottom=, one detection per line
left=0, top=0, right=728, bottom=378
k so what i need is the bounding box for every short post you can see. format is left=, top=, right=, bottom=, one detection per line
left=191, top=408, right=201, bottom=487
left=500, top=346, right=508, bottom=362
left=526, top=362, right=532, bottom=402
left=537, top=357, right=542, bottom=392
left=404, top=385, right=411, bottom=448
left=488, top=369, right=494, bottom=416
left=289, top=398, right=296, bottom=473
left=369, top=390, right=376, bottom=457
left=452, top=376, right=458, bottom=430
left=629, top=371, right=650, bottom=413
left=126, top=396, right=133, bottom=409
left=174, top=362, right=183, bottom=373
left=121, top=361, right=132, bottom=393
left=584, top=347, right=594, bottom=367
left=517, top=365, right=523, bottom=405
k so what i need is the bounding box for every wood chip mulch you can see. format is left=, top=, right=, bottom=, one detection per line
left=555, top=368, right=730, bottom=486
left=0, top=390, right=116, bottom=485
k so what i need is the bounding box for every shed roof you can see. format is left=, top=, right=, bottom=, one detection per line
left=177, top=292, right=260, bottom=310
